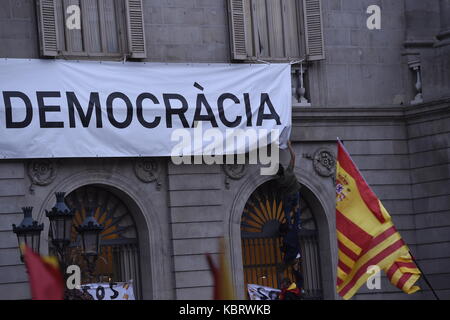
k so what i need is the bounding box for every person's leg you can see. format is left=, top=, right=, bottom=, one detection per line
left=291, top=193, right=303, bottom=260
left=283, top=193, right=295, bottom=225
left=293, top=258, right=304, bottom=288
left=284, top=192, right=300, bottom=228
left=276, top=262, right=288, bottom=289
left=293, top=192, right=301, bottom=230
left=277, top=257, right=294, bottom=289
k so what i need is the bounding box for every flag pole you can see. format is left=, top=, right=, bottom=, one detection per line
left=408, top=250, right=440, bottom=300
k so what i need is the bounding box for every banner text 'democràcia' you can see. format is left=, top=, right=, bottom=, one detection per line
left=0, top=59, right=291, bottom=159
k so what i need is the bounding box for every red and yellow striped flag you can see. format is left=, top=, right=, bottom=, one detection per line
left=206, top=239, right=236, bottom=300
left=335, top=140, right=421, bottom=299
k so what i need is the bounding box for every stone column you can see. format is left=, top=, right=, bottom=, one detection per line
left=291, top=64, right=311, bottom=107
left=408, top=60, right=423, bottom=105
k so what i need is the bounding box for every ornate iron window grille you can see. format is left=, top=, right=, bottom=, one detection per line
left=48, top=186, right=142, bottom=299
left=241, top=180, right=323, bottom=299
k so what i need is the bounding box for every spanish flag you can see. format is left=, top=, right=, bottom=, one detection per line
left=206, top=239, right=236, bottom=300
left=336, top=140, right=420, bottom=299
left=22, top=245, right=64, bottom=300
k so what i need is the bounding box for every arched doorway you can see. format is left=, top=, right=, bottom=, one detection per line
left=49, top=185, right=142, bottom=298
left=240, top=179, right=323, bottom=299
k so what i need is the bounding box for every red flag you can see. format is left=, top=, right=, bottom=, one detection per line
left=206, top=239, right=235, bottom=300
left=22, top=245, right=64, bottom=300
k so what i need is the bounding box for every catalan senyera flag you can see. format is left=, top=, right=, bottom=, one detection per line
left=206, top=239, right=236, bottom=300
left=335, top=140, right=421, bottom=299
left=22, top=244, right=64, bottom=300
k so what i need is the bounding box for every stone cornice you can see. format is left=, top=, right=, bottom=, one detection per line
left=292, top=98, right=450, bottom=124
left=292, top=105, right=405, bottom=122
left=404, top=98, right=450, bottom=122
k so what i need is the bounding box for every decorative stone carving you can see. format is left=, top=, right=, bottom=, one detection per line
left=134, top=158, right=162, bottom=190
left=312, top=149, right=336, bottom=177
left=408, top=60, right=423, bottom=105
left=303, top=148, right=336, bottom=182
left=27, top=159, right=57, bottom=192
left=223, top=164, right=247, bottom=189
left=292, top=63, right=311, bottom=106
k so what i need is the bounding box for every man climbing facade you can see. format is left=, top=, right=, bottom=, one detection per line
left=276, top=141, right=303, bottom=288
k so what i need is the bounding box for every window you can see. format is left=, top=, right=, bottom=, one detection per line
left=241, top=180, right=323, bottom=299
left=51, top=186, right=143, bottom=299
left=37, top=0, right=146, bottom=59
left=228, top=0, right=325, bottom=61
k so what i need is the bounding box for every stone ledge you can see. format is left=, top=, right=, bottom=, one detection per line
left=292, top=98, right=450, bottom=123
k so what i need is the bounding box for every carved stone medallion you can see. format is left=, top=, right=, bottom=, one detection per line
left=28, top=159, right=57, bottom=186
left=223, top=164, right=247, bottom=189
left=134, top=158, right=161, bottom=190
left=312, top=149, right=336, bottom=178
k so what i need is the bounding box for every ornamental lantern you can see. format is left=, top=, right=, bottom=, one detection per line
left=75, top=208, right=104, bottom=258
left=12, top=207, right=43, bottom=261
left=45, top=192, right=75, bottom=249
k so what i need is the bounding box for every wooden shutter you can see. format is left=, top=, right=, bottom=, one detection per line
left=37, top=0, right=58, bottom=57
left=302, top=0, right=325, bottom=61
left=228, top=0, right=248, bottom=60
left=253, top=0, right=303, bottom=60
left=125, top=0, right=146, bottom=59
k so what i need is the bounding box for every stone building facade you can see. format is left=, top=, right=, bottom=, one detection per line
left=0, top=0, right=449, bottom=300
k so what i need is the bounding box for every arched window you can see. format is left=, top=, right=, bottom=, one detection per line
left=241, top=179, right=323, bottom=299
left=49, top=185, right=142, bottom=299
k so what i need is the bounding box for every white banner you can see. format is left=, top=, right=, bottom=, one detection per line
left=247, top=284, right=280, bottom=300
left=82, top=281, right=135, bottom=300
left=0, top=59, right=291, bottom=159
